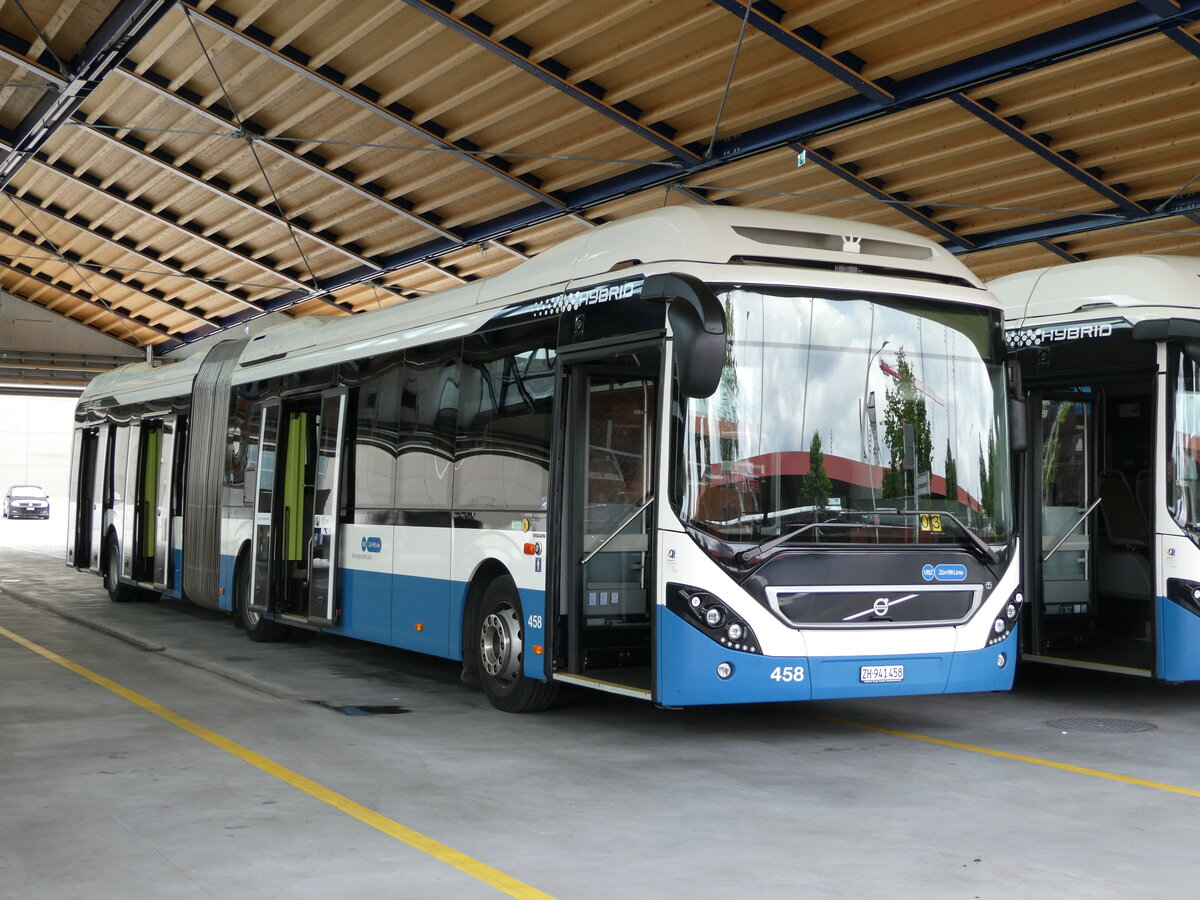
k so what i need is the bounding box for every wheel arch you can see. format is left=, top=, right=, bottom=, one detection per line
left=459, top=557, right=513, bottom=666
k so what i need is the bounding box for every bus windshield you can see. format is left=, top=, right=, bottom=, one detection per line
left=1170, top=345, right=1200, bottom=537
left=675, top=285, right=1013, bottom=553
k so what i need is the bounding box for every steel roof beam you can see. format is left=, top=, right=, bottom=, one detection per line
left=1036, top=239, right=1085, bottom=263
left=113, top=70, right=498, bottom=292
left=18, top=150, right=320, bottom=299
left=1164, top=24, right=1200, bottom=57
left=799, top=144, right=975, bottom=249
left=0, top=215, right=216, bottom=326
left=948, top=93, right=1147, bottom=216
left=709, top=0, right=894, bottom=105
left=399, top=0, right=699, bottom=165
left=0, top=255, right=192, bottom=348
left=721, top=1, right=1157, bottom=218
left=175, top=2, right=1200, bottom=347
left=0, top=0, right=176, bottom=191
left=0, top=27, right=67, bottom=85
left=119, top=66, right=466, bottom=246
left=1, top=181, right=260, bottom=311
left=956, top=190, right=1200, bottom=253
left=75, top=112, right=358, bottom=313
left=180, top=0, right=569, bottom=215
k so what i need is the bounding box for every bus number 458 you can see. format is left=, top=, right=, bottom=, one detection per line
left=770, top=666, right=805, bottom=682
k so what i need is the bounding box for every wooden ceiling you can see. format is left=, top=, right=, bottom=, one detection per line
left=2, top=0, right=1199, bottom=353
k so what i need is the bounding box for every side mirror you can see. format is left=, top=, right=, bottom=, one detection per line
left=642, top=273, right=726, bottom=399
left=1005, top=360, right=1027, bottom=454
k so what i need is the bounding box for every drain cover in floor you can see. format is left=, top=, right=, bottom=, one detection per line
left=332, top=705, right=410, bottom=716
left=1046, top=717, right=1156, bottom=734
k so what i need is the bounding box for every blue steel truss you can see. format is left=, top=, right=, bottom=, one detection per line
left=189, top=1, right=1200, bottom=339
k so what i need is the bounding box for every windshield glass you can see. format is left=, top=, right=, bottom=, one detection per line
left=1170, top=346, right=1200, bottom=535
left=674, top=286, right=1013, bottom=551
left=10, top=486, right=46, bottom=498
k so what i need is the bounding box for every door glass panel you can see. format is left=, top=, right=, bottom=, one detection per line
left=308, top=392, right=345, bottom=622
left=251, top=403, right=279, bottom=612
left=1041, top=399, right=1091, bottom=617
left=581, top=376, right=655, bottom=624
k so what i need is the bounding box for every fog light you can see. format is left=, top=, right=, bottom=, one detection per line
left=716, top=661, right=733, bottom=679
left=1006, top=603, right=1018, bottom=620
left=705, top=607, right=725, bottom=628
left=993, top=618, right=1006, bottom=634
left=727, top=622, right=744, bottom=642
left=997, top=652, right=1007, bottom=668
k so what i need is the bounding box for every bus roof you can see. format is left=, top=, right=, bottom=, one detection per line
left=83, top=206, right=990, bottom=404
left=990, top=254, right=1200, bottom=326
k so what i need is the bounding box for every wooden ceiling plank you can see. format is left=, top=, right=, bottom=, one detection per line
left=22, top=153, right=309, bottom=295
left=398, top=0, right=699, bottom=163
left=116, top=67, right=472, bottom=246
left=179, top=2, right=566, bottom=210
left=3, top=184, right=257, bottom=312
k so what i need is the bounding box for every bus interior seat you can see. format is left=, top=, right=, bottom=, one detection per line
left=1098, top=470, right=1148, bottom=548
left=695, top=483, right=756, bottom=523
left=1135, top=469, right=1152, bottom=524
left=1097, top=469, right=1153, bottom=601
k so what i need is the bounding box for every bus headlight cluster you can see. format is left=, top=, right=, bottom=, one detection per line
left=1167, top=578, right=1200, bottom=615
left=667, top=584, right=762, bottom=655
left=987, top=590, right=1024, bottom=646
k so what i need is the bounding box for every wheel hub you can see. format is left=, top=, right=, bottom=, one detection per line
left=480, top=604, right=522, bottom=685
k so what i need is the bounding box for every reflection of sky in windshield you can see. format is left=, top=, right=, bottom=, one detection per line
left=680, top=287, right=1011, bottom=543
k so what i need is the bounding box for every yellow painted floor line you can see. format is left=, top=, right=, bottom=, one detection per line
left=820, top=714, right=1200, bottom=799
left=0, top=624, right=557, bottom=900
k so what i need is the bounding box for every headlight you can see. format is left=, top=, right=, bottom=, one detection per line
left=987, top=589, right=1024, bottom=646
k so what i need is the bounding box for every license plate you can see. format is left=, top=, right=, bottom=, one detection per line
left=860, top=664, right=904, bottom=684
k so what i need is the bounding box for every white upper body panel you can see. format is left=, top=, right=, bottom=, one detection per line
left=81, top=206, right=998, bottom=404
left=990, top=254, right=1200, bottom=328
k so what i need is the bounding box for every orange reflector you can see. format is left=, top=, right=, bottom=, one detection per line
left=523, top=543, right=537, bottom=555
left=415, top=623, right=424, bottom=632
left=532, top=645, right=543, bottom=655
left=218, top=588, right=225, bottom=595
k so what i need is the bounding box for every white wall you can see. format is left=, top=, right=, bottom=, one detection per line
left=0, top=395, right=76, bottom=503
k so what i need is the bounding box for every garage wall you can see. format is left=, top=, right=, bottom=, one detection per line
left=0, top=395, right=76, bottom=505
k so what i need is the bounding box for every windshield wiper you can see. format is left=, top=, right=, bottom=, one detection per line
left=892, top=507, right=998, bottom=565
left=734, top=512, right=864, bottom=564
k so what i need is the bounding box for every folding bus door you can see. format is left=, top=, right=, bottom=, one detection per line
left=561, top=350, right=660, bottom=693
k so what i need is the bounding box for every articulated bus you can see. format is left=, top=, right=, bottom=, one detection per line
left=68, top=206, right=1022, bottom=712
left=994, top=255, right=1200, bottom=681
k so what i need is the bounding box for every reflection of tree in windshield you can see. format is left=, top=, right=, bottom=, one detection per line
left=881, top=350, right=933, bottom=503
left=805, top=431, right=831, bottom=510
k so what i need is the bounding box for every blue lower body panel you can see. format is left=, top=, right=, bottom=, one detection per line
left=1157, top=596, right=1200, bottom=682
left=657, top=608, right=1016, bottom=706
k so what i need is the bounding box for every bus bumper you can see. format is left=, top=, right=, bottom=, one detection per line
left=656, top=608, right=1017, bottom=706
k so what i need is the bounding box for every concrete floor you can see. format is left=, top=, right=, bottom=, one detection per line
left=4, top=517, right=1200, bottom=899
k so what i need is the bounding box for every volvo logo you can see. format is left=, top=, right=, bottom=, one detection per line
left=844, top=593, right=919, bottom=621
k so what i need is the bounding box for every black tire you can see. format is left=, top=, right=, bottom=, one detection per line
left=236, top=554, right=288, bottom=643
left=473, top=575, right=557, bottom=713
left=104, top=541, right=134, bottom=603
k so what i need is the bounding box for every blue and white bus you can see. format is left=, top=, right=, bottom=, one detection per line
left=994, top=254, right=1200, bottom=681
left=68, top=206, right=1021, bottom=711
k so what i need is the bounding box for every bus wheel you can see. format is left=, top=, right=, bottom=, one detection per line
left=236, top=557, right=287, bottom=643
left=474, top=576, right=557, bottom=713
left=104, top=542, right=133, bottom=603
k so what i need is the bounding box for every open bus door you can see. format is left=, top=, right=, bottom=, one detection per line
left=556, top=347, right=660, bottom=698
left=1026, top=384, right=1156, bottom=674
left=69, top=426, right=100, bottom=570
left=132, top=417, right=176, bottom=589
left=250, top=390, right=347, bottom=627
